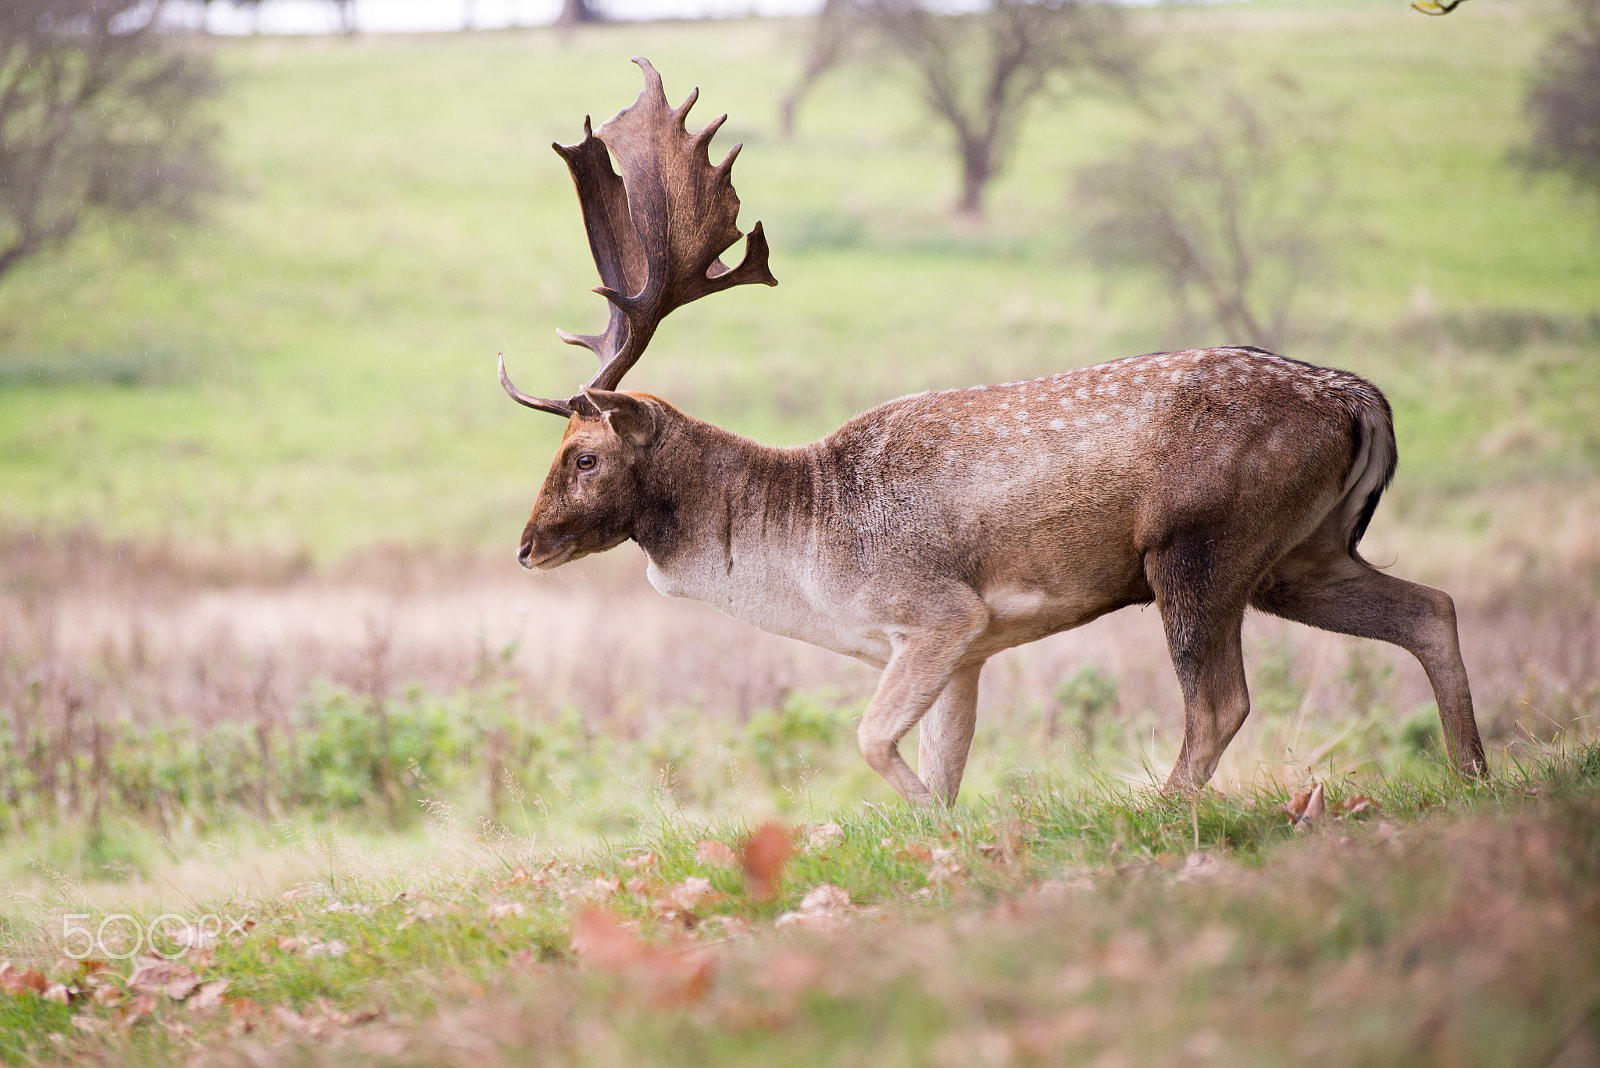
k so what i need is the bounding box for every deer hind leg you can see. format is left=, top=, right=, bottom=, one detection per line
left=858, top=602, right=989, bottom=807
left=1147, top=541, right=1254, bottom=792
left=917, top=663, right=983, bottom=807
left=1253, top=546, right=1487, bottom=778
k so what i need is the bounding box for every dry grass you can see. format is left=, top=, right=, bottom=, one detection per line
left=3, top=482, right=1596, bottom=808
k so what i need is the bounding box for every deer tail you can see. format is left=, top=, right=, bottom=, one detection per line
left=1338, top=385, right=1398, bottom=559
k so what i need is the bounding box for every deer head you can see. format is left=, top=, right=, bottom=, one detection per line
left=502, top=58, right=777, bottom=569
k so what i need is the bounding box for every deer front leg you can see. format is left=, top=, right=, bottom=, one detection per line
left=918, top=663, right=983, bottom=807
left=858, top=606, right=989, bottom=806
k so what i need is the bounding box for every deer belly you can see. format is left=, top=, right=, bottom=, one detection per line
left=976, top=582, right=1118, bottom=650
left=645, top=556, right=890, bottom=664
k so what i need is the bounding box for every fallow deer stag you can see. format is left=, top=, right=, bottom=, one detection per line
left=500, top=58, right=1487, bottom=804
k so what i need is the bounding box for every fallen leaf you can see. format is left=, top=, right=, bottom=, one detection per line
left=1295, top=783, right=1327, bottom=833
left=582, top=876, right=623, bottom=902
left=1284, top=790, right=1312, bottom=822
left=488, top=901, right=526, bottom=921
left=624, top=852, right=655, bottom=870
left=41, top=983, right=69, bottom=1004
left=569, top=908, right=716, bottom=1006
left=119, top=992, right=157, bottom=1025
left=776, top=883, right=852, bottom=931
left=1340, top=795, right=1380, bottom=819
left=927, top=848, right=965, bottom=886
left=804, top=823, right=844, bottom=852
left=696, top=840, right=738, bottom=868
left=127, top=957, right=198, bottom=998
left=491, top=866, right=537, bottom=893
left=0, top=963, right=48, bottom=996
left=228, top=997, right=266, bottom=1034
left=571, top=909, right=652, bottom=971
left=667, top=876, right=717, bottom=911
left=798, top=884, right=850, bottom=913
left=741, top=822, right=793, bottom=902
left=188, top=979, right=229, bottom=1013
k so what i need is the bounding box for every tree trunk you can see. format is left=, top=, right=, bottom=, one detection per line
left=558, top=0, right=602, bottom=27
left=957, top=148, right=990, bottom=218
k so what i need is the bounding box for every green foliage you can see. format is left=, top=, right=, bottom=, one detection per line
left=743, top=693, right=856, bottom=797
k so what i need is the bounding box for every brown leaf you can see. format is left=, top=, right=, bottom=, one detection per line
left=127, top=956, right=197, bottom=998
left=71, top=1014, right=110, bottom=1035
left=665, top=876, right=718, bottom=912
left=775, top=883, right=853, bottom=931
left=571, top=909, right=652, bottom=971
left=188, top=979, right=229, bottom=1013
left=696, top=840, right=738, bottom=868
left=490, top=865, right=530, bottom=893
left=569, top=908, right=716, bottom=1006
left=803, top=823, right=844, bottom=852
left=119, top=991, right=157, bottom=1025
left=488, top=901, right=526, bottom=921
left=1340, top=795, right=1380, bottom=818
left=1284, top=790, right=1312, bottom=822
left=741, top=822, right=794, bottom=902
left=0, top=963, right=48, bottom=996
left=228, top=997, right=265, bottom=1034
left=927, top=848, right=964, bottom=886
left=165, top=973, right=200, bottom=1000
left=1295, top=783, right=1327, bottom=833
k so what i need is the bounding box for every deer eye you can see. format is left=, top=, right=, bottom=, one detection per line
left=575, top=453, right=597, bottom=472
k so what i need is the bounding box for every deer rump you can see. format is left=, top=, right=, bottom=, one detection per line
left=501, top=59, right=1486, bottom=805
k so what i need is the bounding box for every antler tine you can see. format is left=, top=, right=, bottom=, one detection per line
left=499, top=353, right=575, bottom=417
left=547, top=56, right=776, bottom=398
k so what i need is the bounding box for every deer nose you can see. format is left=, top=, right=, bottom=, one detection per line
left=517, top=541, right=534, bottom=569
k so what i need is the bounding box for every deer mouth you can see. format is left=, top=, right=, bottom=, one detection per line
left=518, top=538, right=576, bottom=571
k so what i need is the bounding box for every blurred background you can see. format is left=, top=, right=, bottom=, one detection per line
left=1, top=0, right=1596, bottom=862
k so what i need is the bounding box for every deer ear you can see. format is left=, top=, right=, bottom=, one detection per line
left=581, top=387, right=658, bottom=447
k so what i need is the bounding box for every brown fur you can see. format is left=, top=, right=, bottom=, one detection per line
left=518, top=345, right=1487, bottom=803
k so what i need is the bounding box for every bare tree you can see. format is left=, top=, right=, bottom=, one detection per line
left=558, top=0, right=602, bottom=28
left=779, top=0, right=856, bottom=140
left=1072, top=80, right=1339, bottom=350
left=1517, top=0, right=1600, bottom=206
left=785, top=0, right=1142, bottom=217
left=331, top=0, right=357, bottom=35
left=0, top=0, right=221, bottom=290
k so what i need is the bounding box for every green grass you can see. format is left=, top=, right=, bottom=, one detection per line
left=1, top=744, right=1596, bottom=1066
left=0, top=1, right=1596, bottom=559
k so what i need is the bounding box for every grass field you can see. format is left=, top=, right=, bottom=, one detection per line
left=2, top=1, right=1599, bottom=1063
left=0, top=0, right=1595, bottom=555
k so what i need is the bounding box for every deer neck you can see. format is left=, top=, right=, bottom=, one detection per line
left=632, top=417, right=826, bottom=625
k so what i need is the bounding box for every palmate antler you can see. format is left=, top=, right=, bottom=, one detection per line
left=500, top=58, right=778, bottom=418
